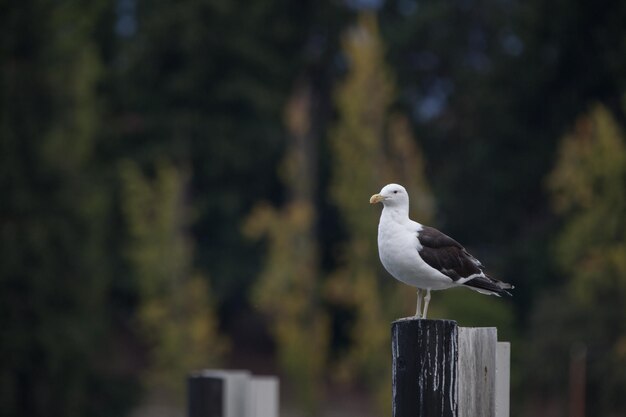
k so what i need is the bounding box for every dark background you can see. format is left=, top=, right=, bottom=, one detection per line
left=2, top=0, right=626, bottom=416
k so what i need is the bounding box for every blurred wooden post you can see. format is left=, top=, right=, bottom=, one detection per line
left=246, top=376, right=280, bottom=417
left=188, top=372, right=224, bottom=417
left=392, top=319, right=459, bottom=417
left=392, top=319, right=510, bottom=417
left=187, top=370, right=279, bottom=417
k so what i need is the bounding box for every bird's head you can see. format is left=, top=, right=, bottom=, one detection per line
left=369, top=183, right=409, bottom=207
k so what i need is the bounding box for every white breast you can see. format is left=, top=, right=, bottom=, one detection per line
left=377, top=214, right=455, bottom=290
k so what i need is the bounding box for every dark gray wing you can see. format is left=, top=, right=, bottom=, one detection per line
left=417, top=226, right=484, bottom=281
left=417, top=226, right=513, bottom=295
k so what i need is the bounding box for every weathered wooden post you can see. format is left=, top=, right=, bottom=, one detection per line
left=458, top=327, right=496, bottom=417
left=187, top=370, right=279, bottom=417
left=392, top=319, right=459, bottom=417
left=495, top=341, right=510, bottom=417
left=392, top=318, right=510, bottom=417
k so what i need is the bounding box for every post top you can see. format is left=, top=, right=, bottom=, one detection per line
left=392, top=317, right=458, bottom=326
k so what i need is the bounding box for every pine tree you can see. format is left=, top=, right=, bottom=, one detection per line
left=0, top=2, right=125, bottom=416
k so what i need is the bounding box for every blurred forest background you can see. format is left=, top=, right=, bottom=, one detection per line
left=2, top=0, right=626, bottom=416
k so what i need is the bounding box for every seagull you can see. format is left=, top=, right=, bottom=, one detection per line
left=370, top=183, right=513, bottom=318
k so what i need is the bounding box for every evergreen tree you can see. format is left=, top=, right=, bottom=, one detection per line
left=0, top=2, right=134, bottom=417
left=110, top=0, right=329, bottom=310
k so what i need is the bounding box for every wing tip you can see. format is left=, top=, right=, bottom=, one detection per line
left=464, top=276, right=514, bottom=297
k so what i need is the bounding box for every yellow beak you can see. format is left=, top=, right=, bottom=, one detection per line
left=369, top=194, right=384, bottom=204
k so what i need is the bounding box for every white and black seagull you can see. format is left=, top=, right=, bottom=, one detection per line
left=370, top=183, right=513, bottom=318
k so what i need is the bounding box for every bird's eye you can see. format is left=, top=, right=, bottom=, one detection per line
left=393, top=190, right=398, bottom=194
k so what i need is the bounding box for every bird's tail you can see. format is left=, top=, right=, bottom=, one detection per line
left=463, top=275, right=513, bottom=297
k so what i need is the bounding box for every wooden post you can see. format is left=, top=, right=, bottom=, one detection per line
left=391, top=318, right=459, bottom=417
left=495, top=342, right=511, bottom=417
left=188, top=371, right=224, bottom=417
left=187, top=370, right=279, bottom=417
left=458, top=327, right=496, bottom=417
left=246, top=376, right=280, bottom=417
left=391, top=320, right=510, bottom=417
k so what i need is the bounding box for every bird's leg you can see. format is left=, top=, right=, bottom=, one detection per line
left=422, top=289, right=432, bottom=319
left=415, top=288, right=422, bottom=318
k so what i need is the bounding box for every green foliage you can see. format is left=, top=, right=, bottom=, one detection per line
left=5, top=1, right=626, bottom=416
left=0, top=2, right=136, bottom=417
left=548, top=106, right=626, bottom=303
left=120, top=160, right=225, bottom=401
left=109, top=0, right=327, bottom=313
left=526, top=105, right=626, bottom=414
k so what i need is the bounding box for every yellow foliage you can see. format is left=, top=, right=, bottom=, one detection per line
left=244, top=198, right=329, bottom=413
left=385, top=114, right=435, bottom=223
left=246, top=14, right=438, bottom=414
left=549, top=106, right=626, bottom=213
left=244, top=81, right=328, bottom=414
left=548, top=104, right=626, bottom=304
left=120, top=160, right=226, bottom=401
left=543, top=103, right=626, bottom=412
left=244, top=196, right=328, bottom=412
left=327, top=12, right=436, bottom=413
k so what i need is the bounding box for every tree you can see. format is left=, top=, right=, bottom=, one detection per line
left=109, top=0, right=333, bottom=312
left=378, top=1, right=626, bottom=322
left=0, top=2, right=133, bottom=417
left=120, top=160, right=225, bottom=405
left=548, top=106, right=626, bottom=303
left=526, top=104, right=626, bottom=415
left=244, top=82, right=328, bottom=414
left=104, top=1, right=344, bottom=413
left=325, top=12, right=436, bottom=411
